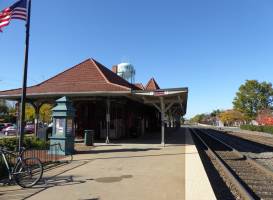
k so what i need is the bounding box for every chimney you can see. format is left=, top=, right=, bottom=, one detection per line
left=112, top=65, right=118, bottom=73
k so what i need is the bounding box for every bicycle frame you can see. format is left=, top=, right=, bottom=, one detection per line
left=0, top=147, right=44, bottom=188
left=0, top=149, right=23, bottom=180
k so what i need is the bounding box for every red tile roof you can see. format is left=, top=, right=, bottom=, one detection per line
left=0, top=58, right=135, bottom=97
left=134, top=83, right=145, bottom=90
left=145, top=78, right=160, bottom=90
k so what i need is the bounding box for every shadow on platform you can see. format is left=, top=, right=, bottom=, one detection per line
left=0, top=175, right=89, bottom=200
left=77, top=147, right=161, bottom=155
left=94, top=127, right=194, bottom=146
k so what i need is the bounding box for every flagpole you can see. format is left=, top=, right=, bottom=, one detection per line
left=19, top=0, right=31, bottom=152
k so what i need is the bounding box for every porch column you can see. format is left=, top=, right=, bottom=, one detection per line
left=30, top=102, right=42, bottom=137
left=15, top=102, right=20, bottom=133
left=106, top=98, right=110, bottom=144
left=34, top=106, right=39, bottom=137
left=160, top=97, right=165, bottom=146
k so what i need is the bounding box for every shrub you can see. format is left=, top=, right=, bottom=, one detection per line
left=23, top=137, right=49, bottom=150
left=240, top=124, right=273, bottom=134
left=262, top=126, right=273, bottom=134
left=0, top=137, right=18, bottom=151
left=0, top=136, right=49, bottom=151
left=0, top=137, right=49, bottom=179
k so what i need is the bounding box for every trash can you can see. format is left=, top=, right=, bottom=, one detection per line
left=84, top=130, right=94, bottom=146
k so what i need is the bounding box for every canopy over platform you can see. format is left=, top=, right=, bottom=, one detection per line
left=132, top=88, right=188, bottom=145
left=132, top=88, right=188, bottom=115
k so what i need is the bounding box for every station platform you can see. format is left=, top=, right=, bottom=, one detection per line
left=0, top=128, right=216, bottom=200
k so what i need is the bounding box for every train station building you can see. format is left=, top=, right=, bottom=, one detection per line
left=0, top=58, right=188, bottom=145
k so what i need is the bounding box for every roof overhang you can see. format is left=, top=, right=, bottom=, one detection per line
left=0, top=87, right=188, bottom=117
left=132, top=87, right=188, bottom=116
left=0, top=91, right=132, bottom=101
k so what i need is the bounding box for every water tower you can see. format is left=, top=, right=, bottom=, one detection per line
left=116, top=63, right=135, bottom=83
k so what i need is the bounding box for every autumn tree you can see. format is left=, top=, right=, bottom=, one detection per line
left=219, top=110, right=245, bottom=126
left=39, top=104, right=52, bottom=124
left=256, top=108, right=273, bottom=125
left=25, top=103, right=53, bottom=123
left=25, top=104, right=35, bottom=122
left=233, top=80, right=273, bottom=120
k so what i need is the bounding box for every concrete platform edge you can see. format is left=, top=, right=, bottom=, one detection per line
left=185, top=129, right=216, bottom=200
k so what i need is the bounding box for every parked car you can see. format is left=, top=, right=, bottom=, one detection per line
left=0, top=123, right=5, bottom=131
left=2, top=125, right=17, bottom=136
left=0, top=123, right=13, bottom=133
left=3, top=123, right=13, bottom=128
left=25, top=124, right=34, bottom=134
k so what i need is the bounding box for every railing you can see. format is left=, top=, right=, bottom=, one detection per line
left=0, top=143, right=73, bottom=179
left=23, top=143, right=73, bottom=163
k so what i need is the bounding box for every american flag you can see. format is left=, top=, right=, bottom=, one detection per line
left=0, top=0, right=28, bottom=32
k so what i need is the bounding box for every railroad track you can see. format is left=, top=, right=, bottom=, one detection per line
left=208, top=126, right=273, bottom=149
left=207, top=129, right=273, bottom=173
left=221, top=130, right=273, bottom=148
left=191, top=128, right=273, bottom=200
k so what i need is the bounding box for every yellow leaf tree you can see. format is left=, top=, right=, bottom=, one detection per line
left=24, top=103, right=53, bottom=124
left=25, top=104, right=35, bottom=122
left=219, top=110, right=245, bottom=126
left=39, top=104, right=53, bottom=124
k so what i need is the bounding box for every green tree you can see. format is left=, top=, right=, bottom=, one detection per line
left=0, top=103, right=8, bottom=115
left=8, top=106, right=17, bottom=116
left=210, top=109, right=221, bottom=117
left=190, top=114, right=206, bottom=123
left=233, top=80, right=273, bottom=120
left=0, top=101, right=17, bottom=123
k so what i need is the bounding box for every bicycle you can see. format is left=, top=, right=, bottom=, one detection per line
left=0, top=147, right=43, bottom=188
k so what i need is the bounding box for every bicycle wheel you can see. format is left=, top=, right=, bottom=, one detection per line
left=14, top=157, right=43, bottom=188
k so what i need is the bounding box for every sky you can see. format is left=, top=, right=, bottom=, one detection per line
left=1, top=0, right=273, bottom=118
